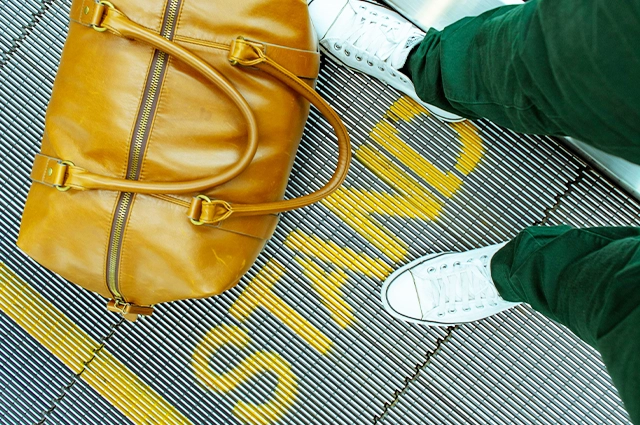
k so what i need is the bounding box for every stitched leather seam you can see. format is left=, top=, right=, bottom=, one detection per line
left=173, top=35, right=229, bottom=51
left=79, top=0, right=89, bottom=24
left=209, top=225, right=271, bottom=241
left=150, top=194, right=190, bottom=208
left=35, top=157, right=49, bottom=184
left=68, top=0, right=87, bottom=25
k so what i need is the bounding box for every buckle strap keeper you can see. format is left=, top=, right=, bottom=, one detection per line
left=30, top=154, right=75, bottom=191
left=69, top=0, right=106, bottom=28
left=106, top=299, right=153, bottom=322
left=188, top=196, right=233, bottom=225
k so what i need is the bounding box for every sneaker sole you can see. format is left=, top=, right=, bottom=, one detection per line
left=381, top=252, right=460, bottom=326
left=319, top=45, right=466, bottom=123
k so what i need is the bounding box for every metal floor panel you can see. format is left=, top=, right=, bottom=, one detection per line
left=0, top=0, right=636, bottom=424
left=382, top=307, right=629, bottom=425
left=545, top=169, right=640, bottom=228
left=0, top=313, right=70, bottom=425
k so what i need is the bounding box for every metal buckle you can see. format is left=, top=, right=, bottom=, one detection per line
left=111, top=299, right=129, bottom=314
left=190, top=194, right=212, bottom=226
left=92, top=1, right=114, bottom=32
left=55, top=160, right=74, bottom=192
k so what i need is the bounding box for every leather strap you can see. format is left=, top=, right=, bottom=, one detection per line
left=173, top=35, right=321, bottom=80
left=31, top=154, right=69, bottom=188
left=36, top=2, right=351, bottom=221
left=69, top=0, right=105, bottom=27
left=254, top=43, right=320, bottom=80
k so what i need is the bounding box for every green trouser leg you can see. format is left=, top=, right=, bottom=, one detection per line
left=491, top=226, right=640, bottom=424
left=404, top=0, right=640, bottom=165
left=403, top=1, right=640, bottom=420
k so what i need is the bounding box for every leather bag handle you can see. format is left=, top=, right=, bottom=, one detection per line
left=195, top=38, right=351, bottom=220
left=47, top=3, right=259, bottom=194
left=41, top=2, right=351, bottom=220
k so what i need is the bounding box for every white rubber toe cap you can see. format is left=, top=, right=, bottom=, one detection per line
left=308, top=0, right=350, bottom=39
left=382, top=272, right=422, bottom=321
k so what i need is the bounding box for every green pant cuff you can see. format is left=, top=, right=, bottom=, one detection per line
left=490, top=242, right=523, bottom=303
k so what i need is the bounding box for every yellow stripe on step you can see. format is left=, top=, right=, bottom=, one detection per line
left=0, top=263, right=193, bottom=425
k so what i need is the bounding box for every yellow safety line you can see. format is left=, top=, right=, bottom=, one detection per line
left=0, top=263, right=193, bottom=425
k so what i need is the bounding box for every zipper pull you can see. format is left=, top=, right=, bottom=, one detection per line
left=106, top=299, right=154, bottom=322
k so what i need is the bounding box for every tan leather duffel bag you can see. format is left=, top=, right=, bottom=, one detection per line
left=17, top=0, right=350, bottom=320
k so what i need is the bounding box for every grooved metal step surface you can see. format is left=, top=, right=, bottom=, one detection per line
left=0, top=1, right=636, bottom=424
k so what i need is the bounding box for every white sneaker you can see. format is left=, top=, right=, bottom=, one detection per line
left=308, top=0, right=464, bottom=123
left=381, top=243, right=521, bottom=326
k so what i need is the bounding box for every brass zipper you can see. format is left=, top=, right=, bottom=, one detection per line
left=130, top=53, right=165, bottom=179
left=106, top=192, right=133, bottom=299
left=105, top=0, right=183, bottom=301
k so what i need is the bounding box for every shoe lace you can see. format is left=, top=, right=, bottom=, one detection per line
left=341, top=4, right=423, bottom=67
left=414, top=258, right=500, bottom=317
